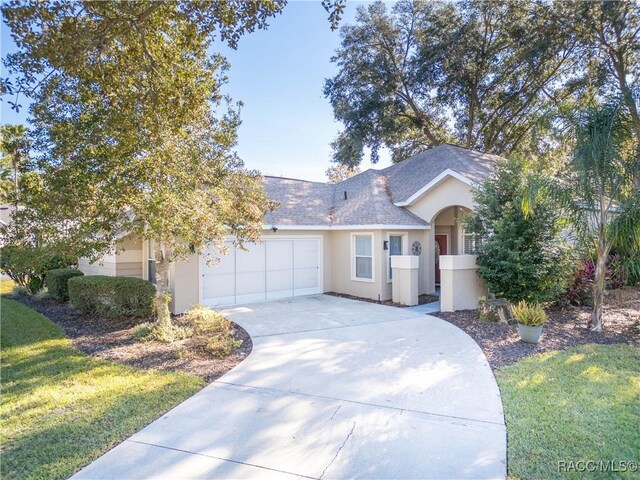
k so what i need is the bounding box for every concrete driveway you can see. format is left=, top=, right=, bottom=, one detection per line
left=74, top=295, right=506, bottom=479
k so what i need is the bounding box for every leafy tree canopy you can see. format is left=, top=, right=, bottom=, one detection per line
left=0, top=0, right=356, bottom=326
left=325, top=0, right=640, bottom=167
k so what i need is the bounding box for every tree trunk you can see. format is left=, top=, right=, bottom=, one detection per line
left=590, top=250, right=606, bottom=332
left=154, top=241, right=172, bottom=329
left=589, top=198, right=610, bottom=331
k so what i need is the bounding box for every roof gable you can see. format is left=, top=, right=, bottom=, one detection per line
left=263, top=144, right=501, bottom=227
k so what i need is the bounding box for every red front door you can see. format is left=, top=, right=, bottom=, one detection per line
left=435, top=235, right=447, bottom=284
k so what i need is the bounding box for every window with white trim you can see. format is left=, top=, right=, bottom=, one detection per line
left=388, top=234, right=403, bottom=281
left=354, top=234, right=373, bottom=280
left=463, top=230, right=481, bottom=254
left=147, top=240, right=157, bottom=285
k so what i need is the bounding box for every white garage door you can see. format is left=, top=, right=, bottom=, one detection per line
left=200, top=237, right=321, bottom=307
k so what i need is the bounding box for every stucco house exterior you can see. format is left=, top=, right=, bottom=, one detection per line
left=78, top=144, right=500, bottom=313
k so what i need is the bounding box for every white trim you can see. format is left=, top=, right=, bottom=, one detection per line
left=351, top=232, right=375, bottom=283
left=386, top=232, right=408, bottom=283
left=267, top=224, right=429, bottom=231
left=394, top=169, right=475, bottom=207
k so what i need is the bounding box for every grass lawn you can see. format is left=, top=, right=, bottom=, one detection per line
left=496, top=344, right=640, bottom=479
left=0, top=297, right=205, bottom=480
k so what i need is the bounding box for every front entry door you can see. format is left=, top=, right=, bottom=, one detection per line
left=435, top=235, right=447, bottom=284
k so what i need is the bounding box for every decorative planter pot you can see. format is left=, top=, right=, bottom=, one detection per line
left=517, top=324, right=543, bottom=344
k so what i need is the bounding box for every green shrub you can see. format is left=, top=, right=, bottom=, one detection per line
left=45, top=268, right=84, bottom=301
left=467, top=157, right=574, bottom=303
left=68, top=275, right=155, bottom=319
left=512, top=300, right=547, bottom=326
left=0, top=244, right=75, bottom=294
left=134, top=321, right=191, bottom=343
left=182, top=304, right=242, bottom=357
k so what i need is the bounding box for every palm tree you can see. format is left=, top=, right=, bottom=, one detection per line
left=555, top=101, right=639, bottom=331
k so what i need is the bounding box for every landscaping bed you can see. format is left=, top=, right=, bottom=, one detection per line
left=433, top=286, right=640, bottom=369
left=5, top=287, right=251, bottom=382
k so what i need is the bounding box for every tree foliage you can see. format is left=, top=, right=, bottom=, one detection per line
left=325, top=0, right=640, bottom=167
left=325, top=163, right=360, bottom=183
left=2, top=1, right=319, bottom=327
left=529, top=101, right=640, bottom=331
left=468, top=156, right=573, bottom=304
left=0, top=124, right=28, bottom=205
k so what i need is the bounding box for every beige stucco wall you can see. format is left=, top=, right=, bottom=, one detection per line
left=329, top=229, right=429, bottom=302
left=78, top=236, right=143, bottom=279
left=406, top=176, right=474, bottom=223
left=440, top=255, right=487, bottom=311
left=407, top=177, right=475, bottom=293
left=330, top=230, right=382, bottom=300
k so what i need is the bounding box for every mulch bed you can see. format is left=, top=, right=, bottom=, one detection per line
left=433, top=287, right=640, bottom=369
left=327, top=291, right=439, bottom=307
left=7, top=293, right=251, bottom=382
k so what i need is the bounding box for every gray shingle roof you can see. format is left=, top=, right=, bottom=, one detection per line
left=263, top=177, right=334, bottom=226
left=383, top=144, right=499, bottom=203
left=263, top=144, right=501, bottom=227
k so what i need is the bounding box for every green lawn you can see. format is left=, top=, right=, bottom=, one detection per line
left=496, top=344, right=640, bottom=480
left=0, top=298, right=205, bottom=480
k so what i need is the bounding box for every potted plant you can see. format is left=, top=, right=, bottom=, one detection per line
left=512, top=300, right=547, bottom=344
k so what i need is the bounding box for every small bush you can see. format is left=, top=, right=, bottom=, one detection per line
left=45, top=268, right=84, bottom=301
left=512, top=300, right=547, bottom=326
left=68, top=275, right=155, bottom=319
left=134, top=321, right=191, bottom=343
left=0, top=244, right=75, bottom=294
left=183, top=304, right=242, bottom=357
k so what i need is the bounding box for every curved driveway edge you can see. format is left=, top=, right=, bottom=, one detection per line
left=73, top=295, right=506, bottom=479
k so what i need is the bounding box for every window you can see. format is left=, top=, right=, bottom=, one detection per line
left=353, top=234, right=373, bottom=280
left=463, top=230, right=481, bottom=254
left=388, top=234, right=403, bottom=281
left=147, top=240, right=157, bottom=285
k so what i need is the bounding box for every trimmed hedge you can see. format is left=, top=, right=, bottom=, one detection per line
left=68, top=275, right=156, bottom=319
left=45, top=268, right=84, bottom=301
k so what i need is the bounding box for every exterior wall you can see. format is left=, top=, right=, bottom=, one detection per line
left=170, top=253, right=199, bottom=315
left=329, top=229, right=428, bottom=302
left=330, top=229, right=383, bottom=301
left=440, top=255, right=487, bottom=311
left=114, top=237, right=143, bottom=278
left=407, top=177, right=476, bottom=293
left=78, top=236, right=143, bottom=278
left=406, top=176, right=474, bottom=222
left=407, top=230, right=428, bottom=295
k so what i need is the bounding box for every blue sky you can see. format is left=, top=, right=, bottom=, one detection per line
left=0, top=1, right=392, bottom=182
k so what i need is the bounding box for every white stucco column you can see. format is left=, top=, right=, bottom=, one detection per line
left=440, top=254, right=487, bottom=312
left=391, top=255, right=419, bottom=306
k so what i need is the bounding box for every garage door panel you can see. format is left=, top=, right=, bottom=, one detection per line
left=201, top=237, right=321, bottom=306
left=293, top=268, right=319, bottom=294
left=266, top=240, right=293, bottom=269
left=236, top=244, right=265, bottom=272
left=293, top=240, right=319, bottom=268
left=266, top=270, right=294, bottom=299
